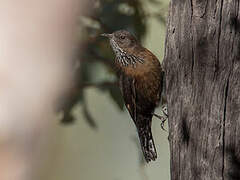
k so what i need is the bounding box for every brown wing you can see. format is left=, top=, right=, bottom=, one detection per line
left=119, top=73, right=158, bottom=163
left=119, top=73, right=137, bottom=123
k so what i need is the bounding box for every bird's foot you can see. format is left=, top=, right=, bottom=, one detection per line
left=152, top=113, right=167, bottom=131
left=162, top=105, right=168, bottom=117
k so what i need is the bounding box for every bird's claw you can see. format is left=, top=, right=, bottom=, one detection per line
left=162, top=105, right=168, bottom=117
left=152, top=113, right=167, bottom=131
left=160, top=118, right=167, bottom=131
left=160, top=105, right=168, bottom=131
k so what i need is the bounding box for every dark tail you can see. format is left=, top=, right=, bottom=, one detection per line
left=137, top=115, right=157, bottom=163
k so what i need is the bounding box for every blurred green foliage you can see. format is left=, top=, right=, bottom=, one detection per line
left=60, top=0, right=166, bottom=128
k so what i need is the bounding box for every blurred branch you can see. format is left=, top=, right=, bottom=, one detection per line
left=87, top=50, right=116, bottom=71
left=82, top=14, right=112, bottom=32
left=60, top=80, right=117, bottom=124
left=79, top=81, right=118, bottom=89
left=82, top=95, right=98, bottom=129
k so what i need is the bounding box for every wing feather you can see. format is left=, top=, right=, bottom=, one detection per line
left=119, top=74, right=137, bottom=123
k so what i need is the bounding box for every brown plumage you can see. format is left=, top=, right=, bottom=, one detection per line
left=102, top=30, right=163, bottom=163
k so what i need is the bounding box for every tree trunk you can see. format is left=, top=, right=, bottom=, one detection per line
left=163, top=0, right=240, bottom=179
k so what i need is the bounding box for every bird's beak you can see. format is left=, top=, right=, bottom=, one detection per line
left=101, top=33, right=113, bottom=38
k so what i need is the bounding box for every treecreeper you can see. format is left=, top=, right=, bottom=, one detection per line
left=102, top=30, right=166, bottom=163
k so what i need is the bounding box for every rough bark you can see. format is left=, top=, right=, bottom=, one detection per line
left=163, top=0, right=240, bottom=179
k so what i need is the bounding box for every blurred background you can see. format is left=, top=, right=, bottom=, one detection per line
left=50, top=0, right=170, bottom=179
left=0, top=0, right=169, bottom=179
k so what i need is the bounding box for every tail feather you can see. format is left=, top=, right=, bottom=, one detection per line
left=138, top=129, right=157, bottom=163
left=137, top=114, right=157, bottom=163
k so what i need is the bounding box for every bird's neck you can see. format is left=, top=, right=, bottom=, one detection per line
left=111, top=42, right=144, bottom=67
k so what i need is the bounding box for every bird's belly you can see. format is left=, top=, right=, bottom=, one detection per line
left=137, top=81, right=159, bottom=103
left=135, top=72, right=161, bottom=106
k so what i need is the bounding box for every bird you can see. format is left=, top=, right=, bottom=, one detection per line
left=101, top=30, right=165, bottom=163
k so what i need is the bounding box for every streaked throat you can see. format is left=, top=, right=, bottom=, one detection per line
left=110, top=39, right=144, bottom=67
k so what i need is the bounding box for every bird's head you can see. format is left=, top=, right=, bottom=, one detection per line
left=101, top=30, right=138, bottom=52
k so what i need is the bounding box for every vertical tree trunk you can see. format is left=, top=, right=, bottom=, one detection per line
left=163, top=0, right=240, bottom=179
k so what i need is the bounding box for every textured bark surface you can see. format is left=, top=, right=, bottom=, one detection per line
left=163, top=0, right=240, bottom=179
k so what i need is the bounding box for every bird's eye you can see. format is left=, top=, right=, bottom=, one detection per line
left=120, top=35, right=125, bottom=40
